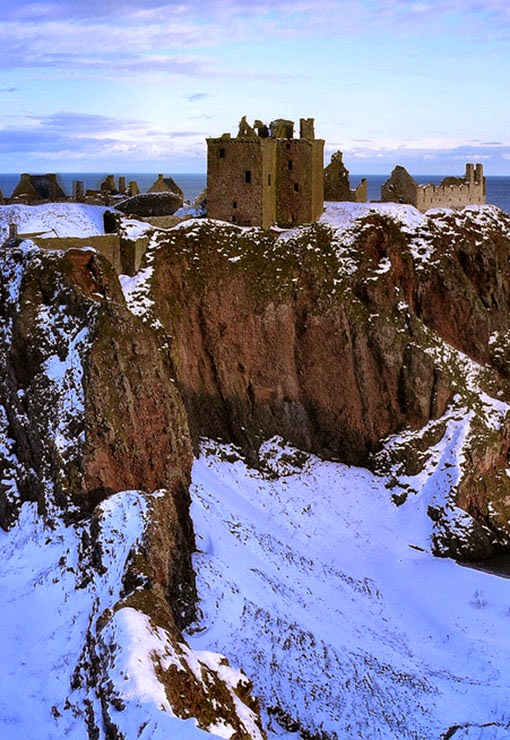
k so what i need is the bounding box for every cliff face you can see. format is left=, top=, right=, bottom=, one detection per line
left=0, top=244, right=192, bottom=533
left=127, top=205, right=510, bottom=561
left=0, top=241, right=265, bottom=738
left=4, top=201, right=510, bottom=737
left=147, top=220, right=449, bottom=464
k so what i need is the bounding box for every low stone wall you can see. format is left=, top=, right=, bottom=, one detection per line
left=29, top=234, right=148, bottom=275
left=415, top=183, right=485, bottom=211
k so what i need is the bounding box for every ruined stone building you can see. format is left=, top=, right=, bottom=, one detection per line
left=324, top=151, right=367, bottom=203
left=207, top=116, right=324, bottom=228
left=83, top=175, right=140, bottom=203
left=148, top=174, right=184, bottom=200
left=10, top=173, right=66, bottom=205
left=381, top=164, right=486, bottom=212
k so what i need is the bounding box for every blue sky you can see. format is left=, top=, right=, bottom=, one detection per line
left=0, top=0, right=509, bottom=174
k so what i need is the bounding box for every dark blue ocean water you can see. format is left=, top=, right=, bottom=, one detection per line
left=1, top=172, right=510, bottom=214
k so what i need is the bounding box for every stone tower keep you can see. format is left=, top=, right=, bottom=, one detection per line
left=207, top=116, right=325, bottom=228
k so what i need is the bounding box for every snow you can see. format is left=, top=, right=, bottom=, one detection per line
left=0, top=491, right=244, bottom=739
left=0, top=203, right=112, bottom=241
left=0, top=492, right=145, bottom=738
left=188, top=436, right=510, bottom=738
left=321, top=201, right=427, bottom=234
left=119, top=266, right=155, bottom=317
left=118, top=232, right=165, bottom=334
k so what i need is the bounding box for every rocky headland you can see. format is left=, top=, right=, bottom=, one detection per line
left=2, top=201, right=510, bottom=737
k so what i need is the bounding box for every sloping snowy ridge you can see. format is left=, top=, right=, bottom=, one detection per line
left=189, top=433, right=510, bottom=739
left=0, top=491, right=262, bottom=739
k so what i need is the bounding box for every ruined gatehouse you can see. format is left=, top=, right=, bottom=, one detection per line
left=207, top=116, right=324, bottom=229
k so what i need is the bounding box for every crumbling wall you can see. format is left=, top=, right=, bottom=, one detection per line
left=381, top=166, right=419, bottom=206
left=29, top=235, right=148, bottom=276
left=415, top=165, right=485, bottom=210
left=207, top=116, right=324, bottom=229
left=382, top=164, right=486, bottom=211
left=148, top=174, right=184, bottom=201
left=10, top=174, right=66, bottom=205
left=354, top=178, right=368, bottom=202
left=324, top=151, right=367, bottom=203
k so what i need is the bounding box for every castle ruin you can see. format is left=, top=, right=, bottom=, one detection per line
left=381, top=164, right=486, bottom=212
left=10, top=173, right=67, bottom=205
left=148, top=173, right=184, bottom=201
left=324, top=151, right=367, bottom=203
left=207, top=116, right=324, bottom=228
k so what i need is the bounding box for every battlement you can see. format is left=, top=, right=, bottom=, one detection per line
left=381, top=164, right=486, bottom=211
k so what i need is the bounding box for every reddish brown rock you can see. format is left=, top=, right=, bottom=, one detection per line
left=146, top=220, right=452, bottom=465
left=0, top=245, right=195, bottom=621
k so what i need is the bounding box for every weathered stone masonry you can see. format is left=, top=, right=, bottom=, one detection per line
left=323, top=151, right=367, bottom=203
left=207, top=117, right=324, bottom=228
left=381, top=163, right=486, bottom=212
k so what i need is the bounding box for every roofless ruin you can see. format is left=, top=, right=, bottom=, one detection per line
left=207, top=116, right=325, bottom=229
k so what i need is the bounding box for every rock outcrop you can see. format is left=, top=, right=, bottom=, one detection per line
left=0, top=241, right=268, bottom=737
left=144, top=218, right=450, bottom=464
left=125, top=205, right=510, bottom=561
left=116, top=191, right=183, bottom=218
left=4, top=200, right=510, bottom=735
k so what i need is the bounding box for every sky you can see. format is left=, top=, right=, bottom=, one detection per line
left=0, top=0, right=509, bottom=175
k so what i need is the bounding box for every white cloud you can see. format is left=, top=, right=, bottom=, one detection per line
left=1, top=0, right=508, bottom=82
left=0, top=111, right=207, bottom=166
left=332, top=141, right=510, bottom=174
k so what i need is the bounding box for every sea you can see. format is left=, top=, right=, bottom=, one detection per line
left=1, top=172, right=510, bottom=214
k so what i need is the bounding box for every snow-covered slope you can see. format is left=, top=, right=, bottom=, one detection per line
left=0, top=491, right=263, bottom=740
left=0, top=241, right=266, bottom=739
left=0, top=203, right=110, bottom=240
left=189, top=436, right=510, bottom=739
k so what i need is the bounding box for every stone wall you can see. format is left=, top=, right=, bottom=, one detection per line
left=207, top=117, right=324, bottom=229
left=382, top=164, right=486, bottom=212
left=277, top=139, right=314, bottom=227
left=324, top=151, right=368, bottom=203
left=29, top=234, right=148, bottom=276
left=207, top=138, right=274, bottom=228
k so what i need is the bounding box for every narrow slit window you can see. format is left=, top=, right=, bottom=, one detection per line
left=267, top=174, right=271, bottom=187
left=232, top=200, right=237, bottom=209
left=245, top=170, right=252, bottom=183
left=294, top=183, right=299, bottom=192
left=218, top=147, right=225, bottom=158
left=288, top=160, right=293, bottom=171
